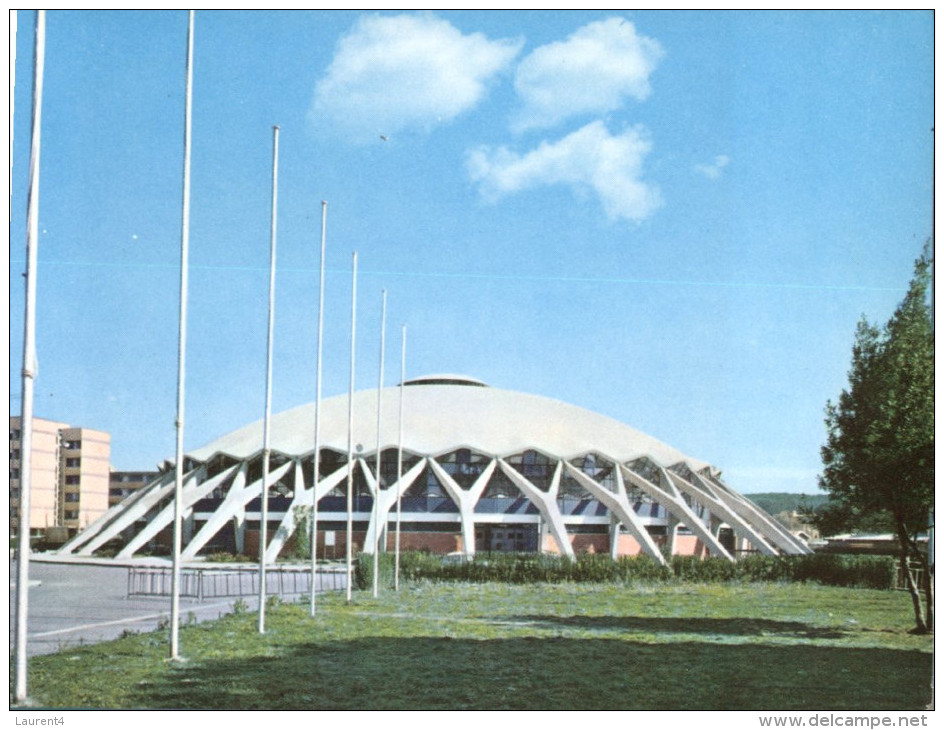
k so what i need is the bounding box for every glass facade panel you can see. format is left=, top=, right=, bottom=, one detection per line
left=558, top=472, right=591, bottom=499
left=437, top=448, right=490, bottom=489
left=316, top=495, right=345, bottom=511
left=206, top=453, right=239, bottom=479
left=628, top=457, right=662, bottom=486
left=241, top=454, right=294, bottom=497
left=318, top=449, right=348, bottom=477
left=398, top=467, right=459, bottom=513
left=476, top=469, right=534, bottom=513
left=204, top=472, right=239, bottom=501
left=557, top=469, right=606, bottom=516
left=363, top=449, right=422, bottom=489
left=479, top=468, right=518, bottom=500
left=669, top=462, right=696, bottom=483
left=305, top=449, right=350, bottom=494
left=626, top=485, right=653, bottom=503
left=569, top=452, right=618, bottom=493
left=506, top=450, right=553, bottom=491
left=268, top=459, right=295, bottom=498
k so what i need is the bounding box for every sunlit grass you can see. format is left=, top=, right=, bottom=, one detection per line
left=20, top=582, right=933, bottom=710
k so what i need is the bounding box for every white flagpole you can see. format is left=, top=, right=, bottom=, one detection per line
left=345, top=252, right=358, bottom=602
left=309, top=200, right=327, bottom=616
left=258, top=124, right=280, bottom=633
left=170, top=8, right=195, bottom=662
left=372, top=290, right=387, bottom=598
left=14, top=8, right=45, bottom=703
left=394, top=325, right=406, bottom=591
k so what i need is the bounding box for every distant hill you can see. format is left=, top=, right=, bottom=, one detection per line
left=742, top=492, right=829, bottom=516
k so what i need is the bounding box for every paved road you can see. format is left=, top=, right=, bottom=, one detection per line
left=10, top=557, right=346, bottom=656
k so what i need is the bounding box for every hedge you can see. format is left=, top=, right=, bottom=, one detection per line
left=355, top=551, right=897, bottom=590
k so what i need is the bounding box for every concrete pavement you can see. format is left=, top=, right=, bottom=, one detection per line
left=9, top=554, right=347, bottom=656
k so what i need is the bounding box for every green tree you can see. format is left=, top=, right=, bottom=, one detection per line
left=291, top=505, right=312, bottom=561
left=802, top=499, right=892, bottom=538
left=820, top=241, right=934, bottom=633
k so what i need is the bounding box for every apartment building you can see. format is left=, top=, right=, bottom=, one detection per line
left=58, top=426, right=111, bottom=531
left=9, top=416, right=68, bottom=537
left=109, top=470, right=158, bottom=507
left=10, top=416, right=111, bottom=541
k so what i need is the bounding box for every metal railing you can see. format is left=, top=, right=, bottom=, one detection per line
left=127, top=564, right=348, bottom=601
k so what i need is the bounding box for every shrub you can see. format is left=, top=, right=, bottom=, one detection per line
left=571, top=553, right=616, bottom=582
left=352, top=550, right=896, bottom=590
left=735, top=554, right=793, bottom=582
left=671, top=555, right=736, bottom=582
left=204, top=551, right=253, bottom=563
left=397, top=550, right=443, bottom=581
left=288, top=506, right=312, bottom=561
left=787, top=553, right=896, bottom=589
left=355, top=552, right=401, bottom=590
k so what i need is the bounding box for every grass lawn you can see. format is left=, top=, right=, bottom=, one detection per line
left=20, top=582, right=933, bottom=710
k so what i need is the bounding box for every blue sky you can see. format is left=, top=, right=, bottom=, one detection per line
left=9, top=10, right=933, bottom=494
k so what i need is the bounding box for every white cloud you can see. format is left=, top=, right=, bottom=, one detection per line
left=467, top=120, right=662, bottom=223
left=694, top=155, right=731, bottom=179
left=311, top=13, right=522, bottom=140
left=513, top=18, right=664, bottom=132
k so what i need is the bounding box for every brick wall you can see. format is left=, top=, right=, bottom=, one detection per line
left=384, top=531, right=462, bottom=554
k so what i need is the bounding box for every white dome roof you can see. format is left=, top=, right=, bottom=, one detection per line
left=62, top=375, right=810, bottom=561
left=187, top=379, right=711, bottom=472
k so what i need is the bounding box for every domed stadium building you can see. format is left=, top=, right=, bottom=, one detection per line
left=59, top=375, right=809, bottom=564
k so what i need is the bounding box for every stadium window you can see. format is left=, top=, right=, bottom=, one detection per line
left=64, top=493, right=80, bottom=503
left=65, top=475, right=80, bottom=485
left=66, top=457, right=81, bottom=468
